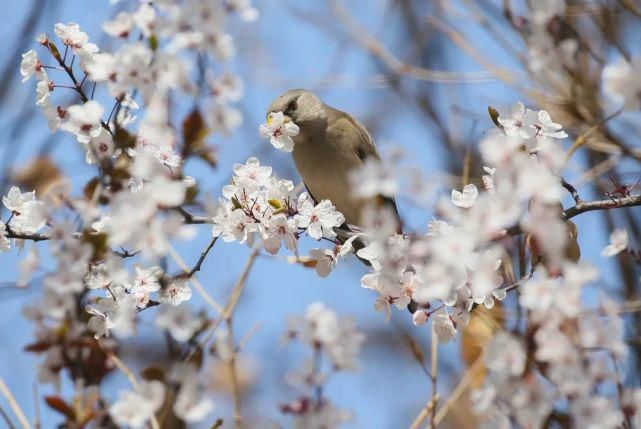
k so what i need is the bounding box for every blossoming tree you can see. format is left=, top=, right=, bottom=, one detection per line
left=2, top=1, right=641, bottom=428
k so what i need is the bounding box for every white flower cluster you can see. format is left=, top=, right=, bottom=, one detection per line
left=474, top=285, right=632, bottom=429
left=602, top=56, right=641, bottom=110
left=281, top=302, right=364, bottom=428
left=16, top=0, right=259, bottom=344
left=109, top=380, right=165, bottom=428
left=354, top=102, right=569, bottom=340
left=348, top=100, right=641, bottom=426
left=212, top=157, right=346, bottom=254
left=521, top=0, right=578, bottom=73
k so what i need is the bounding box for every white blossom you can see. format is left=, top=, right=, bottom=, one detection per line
left=602, top=57, right=641, bottom=110
left=432, top=312, right=457, bottom=343
left=259, top=111, right=300, bottom=152
left=109, top=381, right=165, bottom=428
left=601, top=228, right=628, bottom=257
left=3, top=186, right=47, bottom=234
left=155, top=304, right=201, bottom=342
left=159, top=278, right=192, bottom=306
left=294, top=194, right=345, bottom=240
left=451, top=184, right=478, bottom=208
left=86, top=286, right=137, bottom=338
left=262, top=214, right=298, bottom=254
left=20, top=49, right=45, bottom=83
left=103, top=12, right=133, bottom=38
left=61, top=101, right=104, bottom=143
left=171, top=365, right=215, bottom=423
left=349, top=157, right=399, bottom=198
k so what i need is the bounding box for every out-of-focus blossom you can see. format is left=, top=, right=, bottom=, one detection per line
left=159, top=278, right=192, bottom=306
left=109, top=380, right=165, bottom=428
left=61, top=101, right=104, bottom=143
left=349, top=157, right=399, bottom=198
left=155, top=304, right=201, bottom=342
left=451, top=184, right=478, bottom=208
left=602, top=57, right=641, bottom=110
left=601, top=228, right=628, bottom=257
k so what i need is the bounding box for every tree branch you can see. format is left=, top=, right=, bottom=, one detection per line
left=501, top=193, right=641, bottom=238
left=560, top=177, right=582, bottom=204
left=175, top=206, right=212, bottom=224
left=187, top=236, right=218, bottom=277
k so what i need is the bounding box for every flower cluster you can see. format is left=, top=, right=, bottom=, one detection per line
left=11, top=3, right=257, bottom=426
left=602, top=56, right=641, bottom=110
left=517, top=1, right=578, bottom=74
left=212, top=157, right=346, bottom=254
left=281, top=302, right=365, bottom=428
left=473, top=287, right=633, bottom=429
left=352, top=102, right=569, bottom=340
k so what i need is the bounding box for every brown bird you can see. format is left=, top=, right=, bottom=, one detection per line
left=265, top=89, right=401, bottom=233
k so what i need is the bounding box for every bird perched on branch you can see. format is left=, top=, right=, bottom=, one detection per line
left=265, top=89, right=402, bottom=237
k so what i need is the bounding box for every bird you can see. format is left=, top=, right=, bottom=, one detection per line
left=265, top=89, right=401, bottom=235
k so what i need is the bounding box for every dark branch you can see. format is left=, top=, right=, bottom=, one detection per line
left=5, top=228, right=135, bottom=258
left=562, top=194, right=641, bottom=220
left=188, top=236, right=218, bottom=278
left=176, top=206, right=212, bottom=224
left=501, top=193, right=641, bottom=238
left=560, top=177, right=582, bottom=204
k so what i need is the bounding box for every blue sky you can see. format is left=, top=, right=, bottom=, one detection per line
left=0, top=1, right=637, bottom=428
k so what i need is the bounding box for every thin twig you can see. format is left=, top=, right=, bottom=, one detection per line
left=327, top=0, right=494, bottom=83
left=611, top=352, right=632, bottom=429
left=188, top=236, right=218, bottom=277
left=226, top=319, right=242, bottom=427
left=168, top=244, right=224, bottom=315
left=31, top=384, right=40, bottom=429
left=432, top=354, right=485, bottom=426
left=425, top=15, right=517, bottom=85
left=429, top=323, right=438, bottom=429
left=104, top=350, right=160, bottom=429
left=175, top=206, right=212, bottom=224
left=560, top=177, right=582, bottom=204
left=408, top=396, right=439, bottom=429
left=0, top=377, right=30, bottom=429
left=184, top=249, right=260, bottom=362
left=0, top=403, right=16, bottom=429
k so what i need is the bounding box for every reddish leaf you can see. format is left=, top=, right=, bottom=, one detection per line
left=45, top=396, right=76, bottom=420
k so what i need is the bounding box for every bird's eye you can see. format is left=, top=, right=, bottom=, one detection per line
left=286, top=98, right=298, bottom=112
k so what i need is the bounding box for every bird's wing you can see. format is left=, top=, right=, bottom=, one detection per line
left=327, top=111, right=380, bottom=162
left=326, top=110, right=403, bottom=233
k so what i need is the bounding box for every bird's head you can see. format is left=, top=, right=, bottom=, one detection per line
left=265, top=89, right=327, bottom=126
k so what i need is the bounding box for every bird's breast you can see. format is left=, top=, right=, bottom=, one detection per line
left=292, top=134, right=364, bottom=226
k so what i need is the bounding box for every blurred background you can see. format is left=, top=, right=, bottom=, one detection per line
left=1, top=0, right=640, bottom=428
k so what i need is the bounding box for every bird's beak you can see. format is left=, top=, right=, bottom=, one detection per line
left=266, top=111, right=293, bottom=124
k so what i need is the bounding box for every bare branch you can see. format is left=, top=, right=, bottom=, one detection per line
left=176, top=206, right=212, bottom=224
left=501, top=193, right=641, bottom=238
left=560, top=177, right=582, bottom=204
left=0, top=377, right=31, bottom=429
left=187, top=236, right=218, bottom=278
left=327, top=0, right=494, bottom=83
